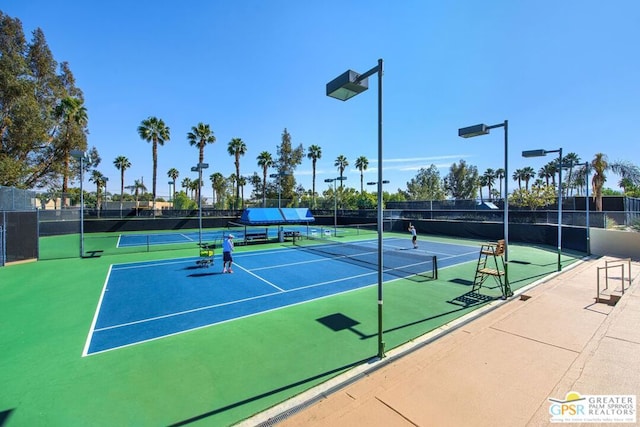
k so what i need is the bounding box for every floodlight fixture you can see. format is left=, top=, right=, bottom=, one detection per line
left=458, top=124, right=490, bottom=138
left=326, top=70, right=369, bottom=101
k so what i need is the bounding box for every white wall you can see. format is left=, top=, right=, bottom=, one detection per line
left=590, top=228, right=640, bottom=260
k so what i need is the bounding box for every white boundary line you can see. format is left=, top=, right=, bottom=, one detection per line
left=82, top=265, right=113, bottom=357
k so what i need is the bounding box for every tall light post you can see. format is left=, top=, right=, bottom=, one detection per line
left=191, top=162, right=209, bottom=245
left=327, top=59, right=385, bottom=358
left=270, top=171, right=292, bottom=208
left=70, top=149, right=88, bottom=258
left=523, top=148, right=563, bottom=271
left=458, top=121, right=511, bottom=296
left=324, top=177, right=347, bottom=236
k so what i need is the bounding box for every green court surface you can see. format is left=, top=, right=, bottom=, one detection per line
left=0, top=231, right=583, bottom=426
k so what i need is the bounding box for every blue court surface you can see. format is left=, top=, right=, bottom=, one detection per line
left=84, top=238, right=478, bottom=356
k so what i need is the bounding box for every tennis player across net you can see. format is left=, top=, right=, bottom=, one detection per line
left=293, top=233, right=437, bottom=280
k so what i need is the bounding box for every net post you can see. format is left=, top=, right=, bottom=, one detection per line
left=432, top=255, right=438, bottom=280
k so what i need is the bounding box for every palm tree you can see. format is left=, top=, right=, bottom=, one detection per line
left=355, top=156, right=369, bottom=193
left=237, top=175, right=247, bottom=209
left=167, top=168, right=179, bottom=205
left=522, top=166, right=536, bottom=190
left=562, top=152, right=580, bottom=196
left=495, top=168, right=505, bottom=199
left=210, top=172, right=226, bottom=208
left=181, top=177, right=192, bottom=199
left=590, top=155, right=640, bottom=211
left=512, top=168, right=524, bottom=190
left=137, top=116, right=170, bottom=214
left=591, top=153, right=608, bottom=212
left=334, top=155, right=349, bottom=188
left=189, top=179, right=200, bottom=200
left=126, top=179, right=147, bottom=210
left=227, top=138, right=247, bottom=210
left=187, top=123, right=216, bottom=203
left=307, top=145, right=322, bottom=207
left=257, top=151, right=274, bottom=207
left=482, top=168, right=496, bottom=201
left=538, top=163, right=555, bottom=186
left=113, top=155, right=131, bottom=213
left=89, top=170, right=106, bottom=213
left=55, top=96, right=88, bottom=207
left=478, top=175, right=488, bottom=202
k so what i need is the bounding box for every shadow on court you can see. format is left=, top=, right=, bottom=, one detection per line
left=167, top=358, right=371, bottom=427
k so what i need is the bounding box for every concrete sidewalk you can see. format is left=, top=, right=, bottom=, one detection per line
left=248, top=256, right=640, bottom=426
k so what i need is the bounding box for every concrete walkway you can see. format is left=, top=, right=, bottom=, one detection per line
left=246, top=256, right=640, bottom=426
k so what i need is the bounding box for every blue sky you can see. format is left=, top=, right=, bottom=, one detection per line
left=4, top=1, right=639, bottom=199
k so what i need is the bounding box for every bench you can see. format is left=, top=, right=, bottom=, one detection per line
left=283, top=230, right=300, bottom=238
left=245, top=232, right=268, bottom=242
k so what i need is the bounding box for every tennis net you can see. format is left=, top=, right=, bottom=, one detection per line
left=293, top=232, right=437, bottom=280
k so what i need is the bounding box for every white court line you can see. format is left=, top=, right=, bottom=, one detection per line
left=93, top=288, right=283, bottom=333
left=233, top=263, right=285, bottom=292
left=85, top=246, right=478, bottom=356
left=82, top=265, right=113, bottom=357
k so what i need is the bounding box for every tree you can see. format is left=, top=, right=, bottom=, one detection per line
left=538, top=163, right=555, bottom=187
left=404, top=165, right=445, bottom=200
left=510, top=184, right=558, bottom=210
left=307, top=144, right=322, bottom=207
left=590, top=154, right=640, bottom=211
left=237, top=175, right=247, bottom=209
left=137, top=116, right=170, bottom=213
left=495, top=168, right=505, bottom=199
left=482, top=168, right=496, bottom=201
left=257, top=151, right=274, bottom=207
left=227, top=137, right=247, bottom=209
left=334, top=155, right=349, bottom=188
left=355, top=156, right=369, bottom=193
left=54, top=96, right=88, bottom=207
left=173, top=191, right=196, bottom=210
left=167, top=167, right=179, bottom=203
left=521, top=166, right=536, bottom=190
left=89, top=170, right=106, bottom=212
left=512, top=168, right=524, bottom=190
left=126, top=179, right=147, bottom=208
left=444, top=160, right=478, bottom=200
left=210, top=172, right=226, bottom=208
left=181, top=177, right=192, bottom=195
left=187, top=122, right=215, bottom=202
left=562, top=152, right=580, bottom=196
left=113, top=156, right=131, bottom=212
left=275, top=128, right=304, bottom=205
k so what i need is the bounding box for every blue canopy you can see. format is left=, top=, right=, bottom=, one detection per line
left=238, top=208, right=315, bottom=225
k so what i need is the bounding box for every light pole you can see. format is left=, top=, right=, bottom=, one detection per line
left=523, top=148, right=563, bottom=271
left=191, top=163, right=209, bottom=245
left=70, top=149, right=88, bottom=258
left=327, top=59, right=385, bottom=358
left=270, top=171, right=292, bottom=208
left=458, top=121, right=511, bottom=296
left=324, top=177, right=347, bottom=236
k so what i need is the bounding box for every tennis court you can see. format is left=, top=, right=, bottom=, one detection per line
left=2, top=228, right=584, bottom=426
left=86, top=237, right=475, bottom=355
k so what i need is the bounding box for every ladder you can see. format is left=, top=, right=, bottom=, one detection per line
left=473, top=239, right=507, bottom=297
